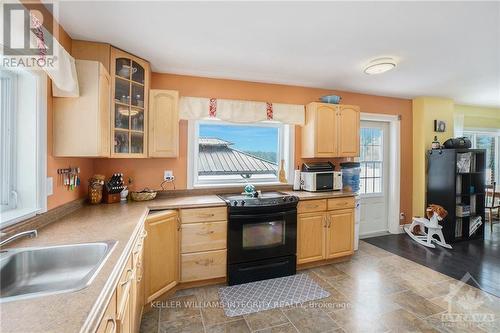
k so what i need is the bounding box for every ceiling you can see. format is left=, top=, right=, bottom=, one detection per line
left=55, top=1, right=500, bottom=107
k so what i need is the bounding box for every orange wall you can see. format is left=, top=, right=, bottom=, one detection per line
left=30, top=1, right=95, bottom=210
left=94, top=73, right=413, bottom=222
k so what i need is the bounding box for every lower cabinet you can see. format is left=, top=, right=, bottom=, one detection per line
left=144, top=210, right=179, bottom=303
left=179, top=207, right=227, bottom=282
left=96, top=227, right=146, bottom=333
left=297, top=198, right=355, bottom=264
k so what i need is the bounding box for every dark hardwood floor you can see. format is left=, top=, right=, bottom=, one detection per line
left=364, top=221, right=500, bottom=297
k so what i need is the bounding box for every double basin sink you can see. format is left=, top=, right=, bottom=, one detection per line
left=0, top=240, right=117, bottom=302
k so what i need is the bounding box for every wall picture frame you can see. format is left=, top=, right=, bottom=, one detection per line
left=434, top=120, right=446, bottom=132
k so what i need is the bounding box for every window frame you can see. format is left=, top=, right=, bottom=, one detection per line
left=0, top=69, right=47, bottom=228
left=464, top=128, right=500, bottom=184
left=187, top=119, right=294, bottom=189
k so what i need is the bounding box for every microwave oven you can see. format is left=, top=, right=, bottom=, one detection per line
left=300, top=162, right=342, bottom=192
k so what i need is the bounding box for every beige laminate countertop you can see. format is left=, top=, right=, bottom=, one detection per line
left=0, top=191, right=354, bottom=333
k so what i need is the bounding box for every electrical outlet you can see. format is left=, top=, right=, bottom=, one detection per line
left=47, top=177, right=53, bottom=196
left=164, top=170, right=174, bottom=181
left=400, top=212, right=406, bottom=220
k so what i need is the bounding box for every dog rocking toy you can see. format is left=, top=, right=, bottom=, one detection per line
left=404, top=204, right=452, bottom=249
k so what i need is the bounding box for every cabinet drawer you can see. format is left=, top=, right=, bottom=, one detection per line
left=116, top=254, right=133, bottom=314
left=327, top=197, right=355, bottom=210
left=180, top=207, right=227, bottom=224
left=96, top=291, right=117, bottom=333
left=297, top=199, right=327, bottom=213
left=181, top=250, right=226, bottom=282
left=181, top=221, right=227, bottom=253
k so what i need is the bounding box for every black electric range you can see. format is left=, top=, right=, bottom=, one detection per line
left=218, top=191, right=299, bottom=285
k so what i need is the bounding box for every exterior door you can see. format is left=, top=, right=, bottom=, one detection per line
left=359, top=121, right=390, bottom=236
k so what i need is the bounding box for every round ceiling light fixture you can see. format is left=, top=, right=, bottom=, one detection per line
left=363, top=57, right=397, bottom=75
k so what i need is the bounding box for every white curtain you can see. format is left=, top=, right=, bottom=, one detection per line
left=454, top=110, right=465, bottom=137
left=0, top=1, right=79, bottom=96
left=179, top=96, right=305, bottom=126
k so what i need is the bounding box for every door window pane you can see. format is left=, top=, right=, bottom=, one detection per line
left=359, top=126, right=383, bottom=194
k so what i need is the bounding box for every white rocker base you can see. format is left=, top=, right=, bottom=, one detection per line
left=404, top=217, right=452, bottom=249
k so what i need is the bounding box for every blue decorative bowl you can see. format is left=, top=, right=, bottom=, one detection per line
left=320, top=95, right=342, bottom=104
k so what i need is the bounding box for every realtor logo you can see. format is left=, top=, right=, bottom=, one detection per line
left=3, top=2, right=53, bottom=56
left=440, top=272, right=495, bottom=330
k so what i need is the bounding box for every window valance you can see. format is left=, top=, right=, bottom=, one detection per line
left=179, top=96, right=305, bottom=126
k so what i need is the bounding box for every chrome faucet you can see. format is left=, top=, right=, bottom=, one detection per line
left=0, top=230, right=38, bottom=247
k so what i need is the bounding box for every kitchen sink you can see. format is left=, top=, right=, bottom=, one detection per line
left=0, top=240, right=117, bottom=302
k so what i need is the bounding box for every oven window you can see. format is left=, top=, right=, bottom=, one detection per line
left=242, top=221, right=285, bottom=249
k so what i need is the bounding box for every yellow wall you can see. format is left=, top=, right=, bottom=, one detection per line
left=455, top=104, right=500, bottom=130
left=412, top=97, right=455, bottom=216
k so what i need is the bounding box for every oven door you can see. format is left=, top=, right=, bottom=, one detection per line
left=228, top=209, right=297, bottom=264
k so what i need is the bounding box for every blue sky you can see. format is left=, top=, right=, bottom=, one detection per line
left=200, top=124, right=278, bottom=153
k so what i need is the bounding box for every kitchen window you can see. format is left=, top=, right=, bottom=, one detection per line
left=188, top=120, right=294, bottom=188
left=463, top=130, right=499, bottom=184
left=0, top=68, right=47, bottom=227
left=359, top=127, right=383, bottom=195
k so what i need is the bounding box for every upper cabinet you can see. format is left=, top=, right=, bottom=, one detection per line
left=148, top=90, right=179, bottom=158
left=301, top=103, right=360, bottom=158
left=110, top=47, right=150, bottom=158
left=53, top=60, right=110, bottom=157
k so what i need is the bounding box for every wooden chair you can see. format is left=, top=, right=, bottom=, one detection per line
left=485, top=182, right=500, bottom=232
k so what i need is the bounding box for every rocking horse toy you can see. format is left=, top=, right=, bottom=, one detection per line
left=404, top=204, right=452, bottom=249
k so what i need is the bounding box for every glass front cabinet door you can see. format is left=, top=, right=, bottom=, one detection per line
left=110, top=47, right=150, bottom=157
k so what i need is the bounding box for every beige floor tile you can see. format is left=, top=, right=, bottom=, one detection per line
left=312, top=265, right=350, bottom=282
left=283, top=303, right=339, bottom=333
left=158, top=315, right=204, bottom=333
left=313, top=287, right=352, bottom=313
left=390, top=290, right=445, bottom=318
left=140, top=307, right=159, bottom=333
left=205, top=319, right=251, bottom=333
left=159, top=295, right=200, bottom=323
left=200, top=301, right=241, bottom=326
left=381, top=308, right=440, bottom=332
left=244, top=308, right=289, bottom=331
left=254, top=322, right=298, bottom=333
left=358, top=241, right=394, bottom=258
left=328, top=308, right=387, bottom=333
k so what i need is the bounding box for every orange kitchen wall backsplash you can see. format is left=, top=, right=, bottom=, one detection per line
left=42, top=5, right=412, bottom=221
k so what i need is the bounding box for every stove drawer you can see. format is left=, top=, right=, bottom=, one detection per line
left=181, top=250, right=227, bottom=282
left=297, top=199, right=327, bottom=213
left=181, top=221, right=227, bottom=253
left=180, top=207, right=227, bottom=224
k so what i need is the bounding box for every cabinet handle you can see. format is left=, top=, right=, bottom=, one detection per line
left=310, top=204, right=319, bottom=208
left=105, top=318, right=116, bottom=333
left=199, top=213, right=215, bottom=218
left=195, top=259, right=214, bottom=266
left=177, top=217, right=181, bottom=231
left=120, top=269, right=133, bottom=286
left=322, top=215, right=327, bottom=228
left=196, top=230, right=215, bottom=236
left=327, top=215, right=332, bottom=228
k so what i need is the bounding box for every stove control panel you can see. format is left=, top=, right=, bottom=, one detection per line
left=230, top=195, right=298, bottom=207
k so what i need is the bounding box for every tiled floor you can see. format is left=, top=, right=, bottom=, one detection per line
left=140, top=240, right=500, bottom=333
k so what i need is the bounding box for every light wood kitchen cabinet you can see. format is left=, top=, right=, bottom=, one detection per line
left=297, top=212, right=326, bottom=264
left=53, top=60, right=110, bottom=157
left=144, top=210, right=179, bottom=303
left=301, top=103, right=360, bottom=158
left=148, top=89, right=179, bottom=157
left=325, top=209, right=354, bottom=259
left=338, top=105, right=360, bottom=157
left=179, top=207, right=228, bottom=282
left=111, top=47, right=150, bottom=158
left=297, top=198, right=355, bottom=265
left=96, top=291, right=117, bottom=333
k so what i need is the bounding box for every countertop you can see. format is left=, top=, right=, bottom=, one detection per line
left=0, top=191, right=353, bottom=333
